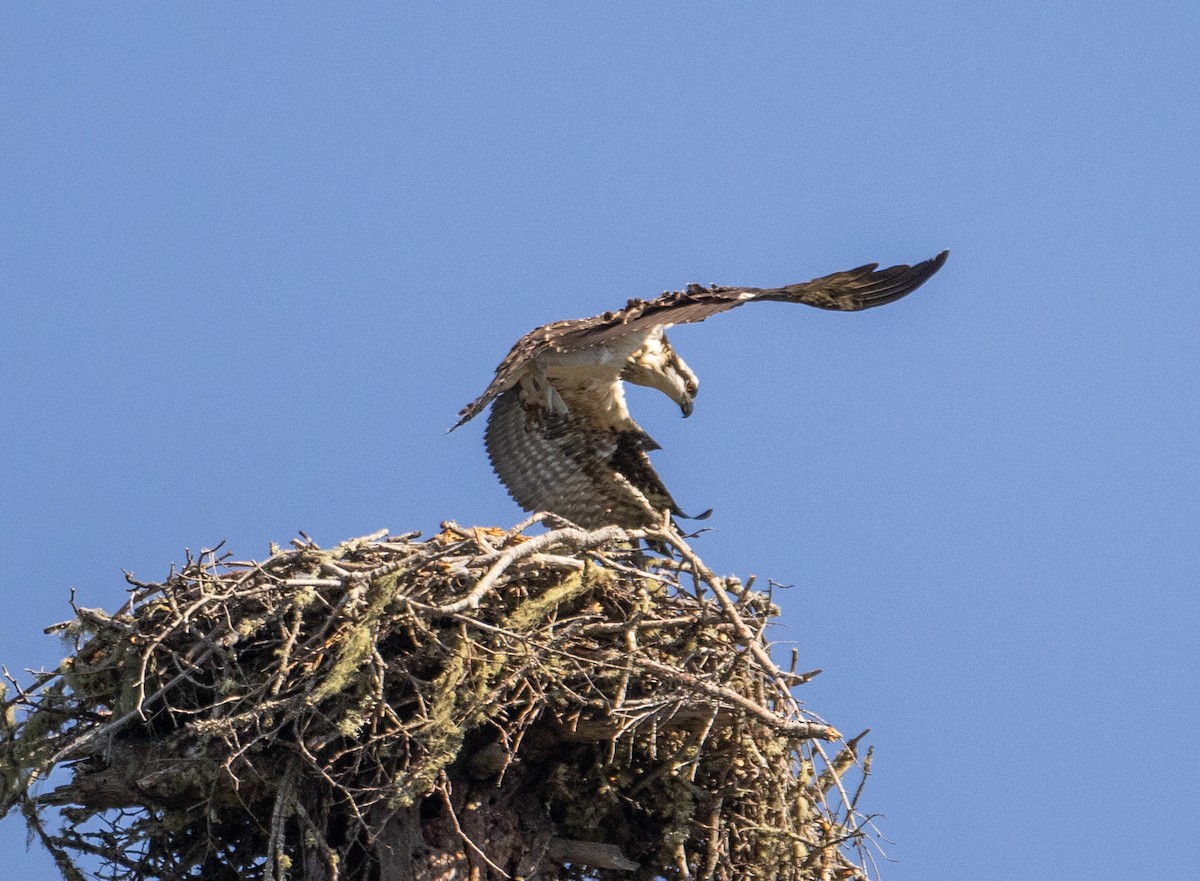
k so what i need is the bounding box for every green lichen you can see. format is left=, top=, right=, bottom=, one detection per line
left=306, top=623, right=374, bottom=705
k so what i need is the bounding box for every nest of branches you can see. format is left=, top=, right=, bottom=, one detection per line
left=2, top=517, right=878, bottom=881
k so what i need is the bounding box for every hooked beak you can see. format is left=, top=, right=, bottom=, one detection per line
left=680, top=397, right=694, bottom=418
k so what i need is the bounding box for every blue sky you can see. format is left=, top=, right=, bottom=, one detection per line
left=3, top=5, right=1198, bottom=879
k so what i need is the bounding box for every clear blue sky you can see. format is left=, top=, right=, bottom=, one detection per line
left=3, top=5, right=1198, bottom=879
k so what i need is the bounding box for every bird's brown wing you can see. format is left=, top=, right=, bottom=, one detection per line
left=451, top=317, right=573, bottom=429
left=552, top=250, right=948, bottom=351
left=483, top=387, right=683, bottom=529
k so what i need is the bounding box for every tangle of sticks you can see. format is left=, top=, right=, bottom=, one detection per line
left=1, top=517, right=879, bottom=881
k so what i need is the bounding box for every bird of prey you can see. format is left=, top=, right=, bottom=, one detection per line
left=453, top=251, right=948, bottom=530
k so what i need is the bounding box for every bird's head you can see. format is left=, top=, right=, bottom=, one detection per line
left=623, top=334, right=699, bottom=417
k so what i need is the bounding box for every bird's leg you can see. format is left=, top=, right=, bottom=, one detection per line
left=534, top=364, right=568, bottom=413
left=517, top=366, right=569, bottom=429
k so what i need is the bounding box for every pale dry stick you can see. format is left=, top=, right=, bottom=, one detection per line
left=214, top=558, right=276, bottom=595
left=675, top=838, right=693, bottom=881
left=468, top=517, right=627, bottom=568
left=437, top=777, right=512, bottom=879
left=68, top=606, right=136, bottom=635
left=283, top=577, right=343, bottom=588
left=471, top=526, right=498, bottom=555
left=2, top=666, right=57, bottom=709
left=526, top=552, right=587, bottom=571
left=816, top=730, right=868, bottom=795
left=657, top=524, right=812, bottom=723
left=291, top=532, right=319, bottom=550
left=612, top=627, right=638, bottom=711
left=484, top=699, right=539, bottom=784
left=340, top=527, right=390, bottom=548
left=268, top=757, right=300, bottom=881
left=321, top=560, right=353, bottom=578
left=349, top=552, right=414, bottom=587
left=501, top=511, right=550, bottom=542
left=435, top=524, right=628, bottom=614
left=697, top=797, right=724, bottom=881
left=188, top=694, right=293, bottom=737
left=376, top=540, right=422, bottom=554
left=850, top=745, right=874, bottom=813
left=739, top=728, right=775, bottom=774
left=683, top=706, right=720, bottom=783
left=580, top=614, right=721, bottom=637
left=603, top=705, right=662, bottom=766
left=861, top=843, right=883, bottom=881
left=588, top=551, right=677, bottom=585
left=369, top=646, right=389, bottom=709
left=636, top=657, right=839, bottom=741
left=810, top=740, right=861, bottom=843
left=436, top=520, right=478, bottom=541
left=268, top=605, right=305, bottom=697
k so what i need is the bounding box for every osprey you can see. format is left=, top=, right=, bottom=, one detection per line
left=454, top=251, right=948, bottom=530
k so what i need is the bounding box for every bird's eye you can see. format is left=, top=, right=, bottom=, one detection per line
left=685, top=380, right=697, bottom=395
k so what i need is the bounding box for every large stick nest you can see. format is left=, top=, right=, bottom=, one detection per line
left=2, top=517, right=879, bottom=881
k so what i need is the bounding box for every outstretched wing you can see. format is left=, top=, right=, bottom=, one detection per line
left=454, top=251, right=947, bottom=428
left=452, top=329, right=548, bottom=430
left=483, top=387, right=683, bottom=529
left=551, top=250, right=949, bottom=350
